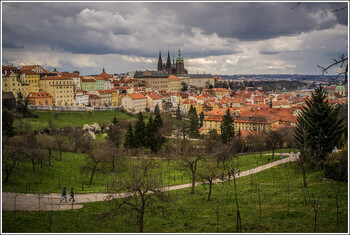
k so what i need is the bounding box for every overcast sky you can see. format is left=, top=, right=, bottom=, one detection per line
left=2, top=1, right=348, bottom=75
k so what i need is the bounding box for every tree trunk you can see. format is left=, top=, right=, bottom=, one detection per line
left=59, top=149, right=62, bottom=161
left=139, top=201, right=145, bottom=233
left=191, top=171, right=196, bottom=194
left=32, top=158, right=35, bottom=171
left=233, top=175, right=242, bottom=232
left=207, top=180, right=213, bottom=201
left=314, top=211, right=318, bottom=232
left=301, top=161, right=307, bottom=187
left=89, top=162, right=99, bottom=185
left=48, top=148, right=52, bottom=166
left=272, top=147, right=275, bottom=160
left=5, top=162, right=16, bottom=183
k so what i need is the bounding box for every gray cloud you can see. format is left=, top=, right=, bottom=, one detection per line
left=1, top=1, right=348, bottom=75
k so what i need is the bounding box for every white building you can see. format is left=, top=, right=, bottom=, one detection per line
left=146, top=93, right=163, bottom=112
left=122, top=93, right=147, bottom=113
left=75, top=90, right=89, bottom=106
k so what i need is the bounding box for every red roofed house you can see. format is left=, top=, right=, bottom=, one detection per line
left=122, top=93, right=147, bottom=113
left=146, top=93, right=163, bottom=112
left=26, top=92, right=53, bottom=106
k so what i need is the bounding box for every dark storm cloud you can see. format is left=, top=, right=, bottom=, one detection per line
left=2, top=1, right=348, bottom=59
left=174, top=2, right=347, bottom=41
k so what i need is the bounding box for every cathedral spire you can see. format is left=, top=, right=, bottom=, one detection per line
left=103, top=68, right=105, bottom=73
left=157, top=51, right=163, bottom=71
left=166, top=50, right=171, bottom=72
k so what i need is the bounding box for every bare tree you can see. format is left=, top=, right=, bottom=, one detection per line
left=265, top=129, right=283, bottom=160
left=107, top=158, right=170, bottom=233
left=255, top=183, right=267, bottom=231
left=330, top=181, right=343, bottom=232
left=197, top=158, right=222, bottom=201
left=2, top=135, right=26, bottom=183
left=303, top=187, right=321, bottom=232
left=177, top=143, right=204, bottom=194
left=81, top=140, right=108, bottom=186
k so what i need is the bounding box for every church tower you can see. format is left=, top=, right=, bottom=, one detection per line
left=176, top=48, right=185, bottom=75
left=157, top=51, right=163, bottom=71
left=166, top=51, right=172, bottom=74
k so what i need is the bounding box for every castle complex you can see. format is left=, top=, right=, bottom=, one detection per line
left=157, top=49, right=188, bottom=75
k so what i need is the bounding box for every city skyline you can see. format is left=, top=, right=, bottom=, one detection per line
left=2, top=1, right=348, bottom=76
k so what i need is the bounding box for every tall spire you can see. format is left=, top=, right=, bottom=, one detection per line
left=173, top=54, right=175, bottom=68
left=166, top=51, right=171, bottom=72
left=103, top=68, right=105, bottom=73
left=157, top=51, right=163, bottom=71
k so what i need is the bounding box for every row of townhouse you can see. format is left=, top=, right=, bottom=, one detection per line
left=200, top=107, right=298, bottom=136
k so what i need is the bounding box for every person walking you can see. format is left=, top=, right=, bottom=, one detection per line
left=228, top=171, right=231, bottom=180
left=280, top=153, right=283, bottom=159
left=60, top=187, right=67, bottom=203
left=69, top=188, right=75, bottom=202
left=237, top=168, right=240, bottom=176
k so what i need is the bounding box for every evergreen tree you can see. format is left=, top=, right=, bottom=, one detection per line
left=145, top=115, right=165, bottom=153
left=145, top=115, right=155, bottom=149
left=2, top=109, right=15, bottom=137
left=154, top=103, right=160, bottom=115
left=134, top=112, right=146, bottom=148
left=107, top=118, right=122, bottom=148
left=181, top=82, right=188, bottom=92
left=124, top=123, right=135, bottom=149
left=154, top=109, right=163, bottom=130
left=220, top=109, right=235, bottom=143
left=199, top=111, right=204, bottom=127
left=112, top=117, right=119, bottom=126
left=294, top=85, right=345, bottom=167
left=176, top=106, right=182, bottom=120
left=189, top=106, right=199, bottom=138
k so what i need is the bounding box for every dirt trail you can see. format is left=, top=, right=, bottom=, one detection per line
left=2, top=153, right=299, bottom=211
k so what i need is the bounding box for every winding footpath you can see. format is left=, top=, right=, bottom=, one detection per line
left=2, top=153, right=299, bottom=211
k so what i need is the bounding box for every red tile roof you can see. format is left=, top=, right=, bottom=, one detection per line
left=128, top=93, right=146, bottom=99
left=147, top=93, right=162, bottom=100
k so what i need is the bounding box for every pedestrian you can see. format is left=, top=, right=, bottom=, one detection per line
left=280, top=153, right=283, bottom=159
left=268, top=158, right=270, bottom=161
left=228, top=171, right=231, bottom=180
left=238, top=168, right=240, bottom=176
left=69, top=187, right=75, bottom=202
left=60, top=187, right=67, bottom=203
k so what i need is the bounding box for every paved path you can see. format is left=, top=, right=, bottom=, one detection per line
left=2, top=153, right=299, bottom=212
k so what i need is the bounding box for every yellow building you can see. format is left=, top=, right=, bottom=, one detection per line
left=98, top=90, right=113, bottom=106
left=202, top=115, right=223, bottom=135
left=21, top=70, right=40, bottom=93
left=134, top=70, right=169, bottom=90
left=2, top=71, right=29, bottom=100
left=39, top=76, right=74, bottom=106
left=168, top=75, right=182, bottom=91
left=110, top=89, right=120, bottom=106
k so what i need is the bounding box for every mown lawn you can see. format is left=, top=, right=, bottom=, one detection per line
left=2, top=149, right=294, bottom=194
left=2, top=162, right=347, bottom=233
left=14, top=110, right=134, bottom=131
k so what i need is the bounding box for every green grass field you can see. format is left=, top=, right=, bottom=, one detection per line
left=2, top=149, right=294, bottom=194
left=14, top=110, right=134, bottom=131
left=2, top=162, right=347, bottom=233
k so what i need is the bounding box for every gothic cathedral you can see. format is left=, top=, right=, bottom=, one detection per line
left=157, top=49, right=188, bottom=75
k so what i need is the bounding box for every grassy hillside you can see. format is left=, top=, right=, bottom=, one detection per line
left=2, top=162, right=347, bottom=233
left=14, top=110, right=134, bottom=131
